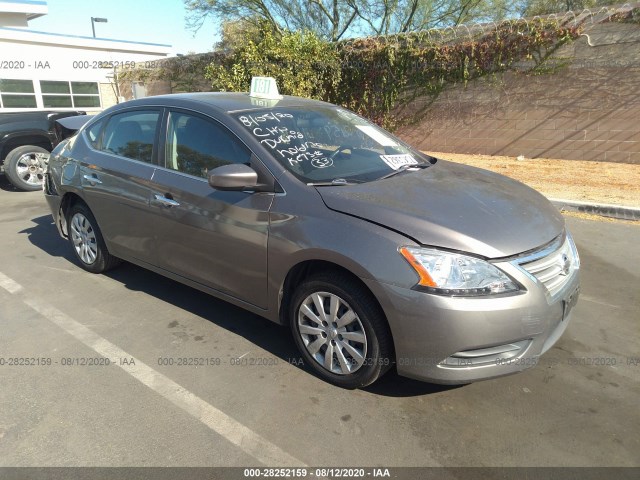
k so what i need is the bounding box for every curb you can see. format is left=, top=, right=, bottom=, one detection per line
left=550, top=198, right=640, bottom=221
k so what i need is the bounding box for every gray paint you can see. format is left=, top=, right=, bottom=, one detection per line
left=317, top=160, right=564, bottom=258
left=44, top=92, right=580, bottom=384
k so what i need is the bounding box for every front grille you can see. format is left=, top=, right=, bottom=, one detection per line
left=515, top=234, right=579, bottom=298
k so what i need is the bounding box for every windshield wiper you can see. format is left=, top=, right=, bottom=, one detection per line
left=307, top=178, right=360, bottom=186
left=377, top=163, right=430, bottom=181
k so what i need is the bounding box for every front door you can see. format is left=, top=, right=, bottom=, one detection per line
left=148, top=109, right=273, bottom=309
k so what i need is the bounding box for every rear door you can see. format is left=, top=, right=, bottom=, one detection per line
left=148, top=109, right=273, bottom=309
left=77, top=108, right=161, bottom=263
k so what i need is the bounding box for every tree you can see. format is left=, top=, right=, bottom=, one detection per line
left=215, top=17, right=266, bottom=53
left=185, top=0, right=358, bottom=41
left=184, top=0, right=516, bottom=42
left=349, top=0, right=496, bottom=35
left=205, top=23, right=342, bottom=99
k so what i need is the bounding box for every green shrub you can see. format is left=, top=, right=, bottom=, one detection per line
left=205, top=23, right=341, bottom=100
left=334, top=20, right=580, bottom=129
left=121, top=19, right=581, bottom=131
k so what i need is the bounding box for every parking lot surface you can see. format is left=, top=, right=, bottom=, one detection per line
left=0, top=178, right=638, bottom=468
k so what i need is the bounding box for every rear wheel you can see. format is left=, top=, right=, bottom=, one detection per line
left=4, top=145, right=49, bottom=191
left=67, top=203, right=120, bottom=273
left=289, top=272, right=393, bottom=388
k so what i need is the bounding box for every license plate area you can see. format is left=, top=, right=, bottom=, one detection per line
left=562, top=286, right=580, bottom=321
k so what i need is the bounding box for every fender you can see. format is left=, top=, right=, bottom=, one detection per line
left=0, top=130, right=54, bottom=159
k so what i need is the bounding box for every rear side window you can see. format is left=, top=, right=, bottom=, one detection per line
left=101, top=110, right=159, bottom=163
left=85, top=119, right=105, bottom=149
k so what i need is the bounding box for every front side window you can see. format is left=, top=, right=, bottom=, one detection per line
left=233, top=107, right=430, bottom=184
left=165, top=111, right=251, bottom=178
left=101, top=110, right=159, bottom=163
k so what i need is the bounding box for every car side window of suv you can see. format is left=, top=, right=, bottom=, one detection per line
left=101, top=110, right=160, bottom=164
left=165, top=111, right=251, bottom=179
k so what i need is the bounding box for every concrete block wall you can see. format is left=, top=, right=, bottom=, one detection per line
left=396, top=23, right=640, bottom=164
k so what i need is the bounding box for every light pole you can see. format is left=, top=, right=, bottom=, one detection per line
left=91, top=17, right=108, bottom=38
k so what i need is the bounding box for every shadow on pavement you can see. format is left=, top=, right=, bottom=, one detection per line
left=0, top=174, right=37, bottom=193
left=22, top=214, right=457, bottom=398
left=364, top=370, right=462, bottom=397
left=0, top=174, right=19, bottom=192
left=106, top=259, right=301, bottom=368
left=19, top=214, right=75, bottom=261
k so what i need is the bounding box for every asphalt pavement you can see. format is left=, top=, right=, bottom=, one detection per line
left=0, top=176, right=638, bottom=469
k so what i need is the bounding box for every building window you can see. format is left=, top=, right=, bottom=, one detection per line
left=41, top=80, right=72, bottom=108
left=40, top=80, right=101, bottom=109
left=0, top=79, right=101, bottom=109
left=0, top=79, right=37, bottom=108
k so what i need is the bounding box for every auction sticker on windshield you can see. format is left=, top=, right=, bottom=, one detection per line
left=380, top=154, right=419, bottom=170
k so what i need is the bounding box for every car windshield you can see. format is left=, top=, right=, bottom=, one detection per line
left=233, top=106, right=432, bottom=184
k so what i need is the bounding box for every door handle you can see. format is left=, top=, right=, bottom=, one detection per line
left=154, top=194, right=180, bottom=207
left=82, top=174, right=102, bottom=185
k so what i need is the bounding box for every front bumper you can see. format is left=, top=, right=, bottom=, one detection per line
left=364, top=243, right=580, bottom=384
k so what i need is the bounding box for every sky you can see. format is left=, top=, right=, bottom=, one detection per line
left=28, top=0, right=219, bottom=55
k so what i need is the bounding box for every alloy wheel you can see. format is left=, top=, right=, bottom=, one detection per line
left=15, top=152, right=48, bottom=187
left=297, top=292, right=368, bottom=375
left=70, top=213, right=98, bottom=265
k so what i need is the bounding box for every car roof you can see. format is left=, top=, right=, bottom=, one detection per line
left=122, top=92, right=334, bottom=114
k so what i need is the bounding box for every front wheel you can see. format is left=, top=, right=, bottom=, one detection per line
left=4, top=145, right=50, bottom=191
left=289, top=272, right=393, bottom=388
left=67, top=203, right=120, bottom=273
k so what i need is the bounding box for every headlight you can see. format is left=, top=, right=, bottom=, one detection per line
left=399, top=246, right=519, bottom=296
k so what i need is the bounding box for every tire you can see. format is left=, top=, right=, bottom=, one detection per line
left=67, top=202, right=120, bottom=273
left=289, top=271, right=394, bottom=388
left=4, top=145, right=50, bottom=191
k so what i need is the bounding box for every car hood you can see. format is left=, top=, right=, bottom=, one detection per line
left=316, top=160, right=564, bottom=258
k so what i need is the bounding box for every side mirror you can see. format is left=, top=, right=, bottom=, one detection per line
left=208, top=163, right=259, bottom=191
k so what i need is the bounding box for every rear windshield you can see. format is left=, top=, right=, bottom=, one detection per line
left=232, top=106, right=430, bottom=184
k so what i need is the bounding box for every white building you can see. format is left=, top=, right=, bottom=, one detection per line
left=0, top=0, right=171, bottom=111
